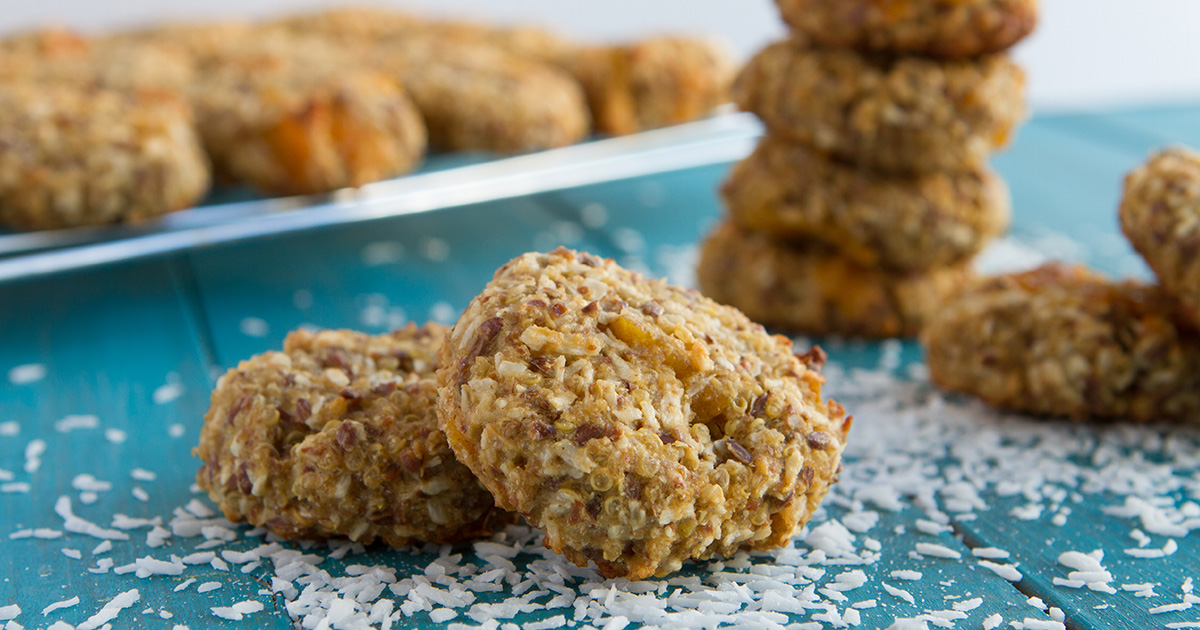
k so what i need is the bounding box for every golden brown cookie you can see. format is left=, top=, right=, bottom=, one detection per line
left=776, top=0, right=1039, bottom=59
left=196, top=325, right=506, bottom=547
left=365, top=35, right=590, bottom=153
left=437, top=248, right=850, bottom=580
left=922, top=263, right=1200, bottom=422
left=733, top=39, right=1026, bottom=174
left=697, top=222, right=972, bottom=338
left=1120, top=147, right=1200, bottom=329
left=279, top=7, right=732, bottom=137
left=0, top=83, right=209, bottom=231
left=189, top=33, right=426, bottom=195
left=557, top=36, right=734, bottom=136
left=723, top=138, right=1010, bottom=271
left=0, top=29, right=195, bottom=93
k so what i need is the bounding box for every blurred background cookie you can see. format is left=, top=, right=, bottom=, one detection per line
left=697, top=222, right=972, bottom=338
left=0, top=83, right=209, bottom=231
left=187, top=32, right=427, bottom=195
left=775, top=0, right=1039, bottom=59
left=1120, top=147, right=1200, bottom=329
left=723, top=138, right=1010, bottom=271
left=733, top=40, right=1026, bottom=174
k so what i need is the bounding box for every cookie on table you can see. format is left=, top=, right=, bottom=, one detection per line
left=733, top=39, right=1026, bottom=174
left=776, top=0, right=1039, bottom=59
left=1119, top=147, right=1200, bottom=329
left=196, top=325, right=507, bottom=547
left=697, top=222, right=971, bottom=338
left=437, top=248, right=850, bottom=580
left=723, top=138, right=1010, bottom=271
left=0, top=83, right=209, bottom=231
left=366, top=35, right=590, bottom=153
left=558, top=36, right=734, bottom=136
left=190, top=33, right=426, bottom=195
left=922, top=263, right=1200, bottom=422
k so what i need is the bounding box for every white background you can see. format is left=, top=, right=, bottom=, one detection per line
left=5, top=0, right=1200, bottom=112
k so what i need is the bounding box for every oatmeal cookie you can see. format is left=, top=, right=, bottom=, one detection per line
left=723, top=138, right=1010, bottom=271
left=0, top=83, right=209, bottom=231
left=196, top=325, right=506, bottom=546
left=697, top=222, right=971, bottom=338
left=557, top=37, right=734, bottom=136
left=190, top=33, right=426, bottom=195
left=366, top=36, right=589, bottom=153
left=280, top=7, right=731, bottom=136
left=776, top=0, right=1039, bottom=59
left=1119, top=147, right=1200, bottom=328
left=437, top=248, right=850, bottom=580
left=733, top=40, right=1025, bottom=174
left=0, top=29, right=194, bottom=93
left=923, top=263, right=1200, bottom=421
left=274, top=7, right=572, bottom=62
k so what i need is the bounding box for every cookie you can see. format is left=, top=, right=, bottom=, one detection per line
left=733, top=40, right=1025, bottom=173
left=1119, top=147, right=1200, bottom=329
left=922, top=263, right=1200, bottom=422
left=280, top=7, right=731, bottom=137
left=437, top=248, right=850, bottom=580
left=0, top=83, right=209, bottom=231
left=0, top=29, right=194, bottom=93
left=366, top=35, right=590, bottom=153
left=196, top=325, right=507, bottom=547
left=190, top=33, right=426, bottom=195
left=557, top=37, right=734, bottom=136
left=776, top=0, right=1038, bottom=59
left=697, top=222, right=971, bottom=338
left=274, top=7, right=572, bottom=62
left=723, top=138, right=1010, bottom=271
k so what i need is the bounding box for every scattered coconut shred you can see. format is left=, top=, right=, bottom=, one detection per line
left=2, top=236, right=1199, bottom=630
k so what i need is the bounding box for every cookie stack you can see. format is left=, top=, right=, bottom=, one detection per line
left=698, top=0, right=1039, bottom=338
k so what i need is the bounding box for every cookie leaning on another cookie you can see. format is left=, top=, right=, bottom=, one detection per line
left=723, top=138, right=1010, bottom=272
left=196, top=325, right=507, bottom=547
left=775, top=0, right=1039, bottom=59
left=437, top=248, right=850, bottom=580
left=733, top=39, right=1026, bottom=174
left=698, top=222, right=972, bottom=338
left=922, top=263, right=1200, bottom=422
left=1120, top=147, right=1200, bottom=330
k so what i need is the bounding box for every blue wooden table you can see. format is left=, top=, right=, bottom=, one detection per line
left=2, top=106, right=1199, bottom=630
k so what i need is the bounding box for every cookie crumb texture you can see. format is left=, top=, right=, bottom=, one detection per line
left=196, top=325, right=503, bottom=547
left=698, top=222, right=971, bottom=338
left=1120, top=147, right=1200, bottom=329
left=723, top=138, right=1010, bottom=271
left=0, top=83, right=209, bottom=231
left=733, top=40, right=1026, bottom=174
left=438, top=248, right=849, bottom=579
left=776, top=0, right=1039, bottom=59
left=923, top=263, right=1200, bottom=421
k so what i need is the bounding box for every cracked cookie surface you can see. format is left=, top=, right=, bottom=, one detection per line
left=438, top=248, right=849, bottom=579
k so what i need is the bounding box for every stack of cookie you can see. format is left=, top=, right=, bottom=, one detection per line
left=699, top=0, right=1039, bottom=338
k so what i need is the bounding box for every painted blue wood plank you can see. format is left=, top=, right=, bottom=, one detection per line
left=0, top=261, right=290, bottom=629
